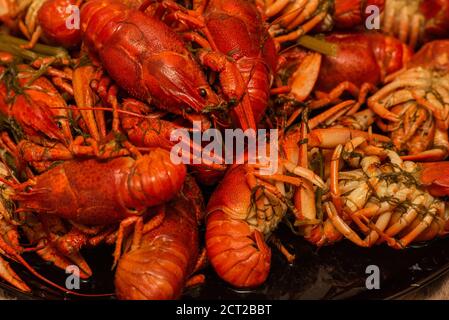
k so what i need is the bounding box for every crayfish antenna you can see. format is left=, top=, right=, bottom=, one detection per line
left=419, top=162, right=449, bottom=197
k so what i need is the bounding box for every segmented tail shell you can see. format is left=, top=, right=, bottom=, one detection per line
left=206, top=211, right=271, bottom=288
left=115, top=177, right=202, bottom=300
left=206, top=165, right=271, bottom=288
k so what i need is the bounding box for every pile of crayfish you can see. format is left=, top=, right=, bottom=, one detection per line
left=0, top=0, right=449, bottom=299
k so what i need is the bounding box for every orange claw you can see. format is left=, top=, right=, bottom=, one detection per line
left=287, top=52, right=322, bottom=102
left=197, top=50, right=257, bottom=131
left=73, top=66, right=102, bottom=141
left=36, top=244, right=92, bottom=279
left=0, top=255, right=30, bottom=292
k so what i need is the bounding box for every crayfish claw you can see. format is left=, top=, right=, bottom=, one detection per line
left=0, top=255, right=30, bottom=292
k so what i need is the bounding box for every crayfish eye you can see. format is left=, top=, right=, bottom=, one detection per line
left=198, top=88, right=207, bottom=98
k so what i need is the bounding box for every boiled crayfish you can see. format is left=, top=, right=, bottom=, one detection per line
left=274, top=32, right=411, bottom=114
left=80, top=0, right=220, bottom=119
left=206, top=134, right=325, bottom=287
left=12, top=149, right=186, bottom=225
left=290, top=127, right=449, bottom=247
left=368, top=40, right=449, bottom=161
left=115, top=176, right=204, bottom=300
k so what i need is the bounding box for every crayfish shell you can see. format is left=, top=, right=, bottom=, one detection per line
left=115, top=177, right=202, bottom=300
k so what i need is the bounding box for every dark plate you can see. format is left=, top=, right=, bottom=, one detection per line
left=1, top=223, right=449, bottom=300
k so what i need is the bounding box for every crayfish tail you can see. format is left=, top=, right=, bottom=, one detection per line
left=205, top=211, right=271, bottom=288
left=115, top=180, right=201, bottom=300
left=115, top=237, right=192, bottom=300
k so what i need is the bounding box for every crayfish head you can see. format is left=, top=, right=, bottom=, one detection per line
left=145, top=53, right=220, bottom=115
left=419, top=162, right=449, bottom=197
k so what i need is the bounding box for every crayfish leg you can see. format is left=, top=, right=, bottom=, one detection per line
left=324, top=202, right=368, bottom=247
left=185, top=274, right=205, bottom=288
left=113, top=207, right=167, bottom=269
left=112, top=216, right=143, bottom=269
left=269, top=235, right=295, bottom=264
left=20, top=26, right=42, bottom=50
